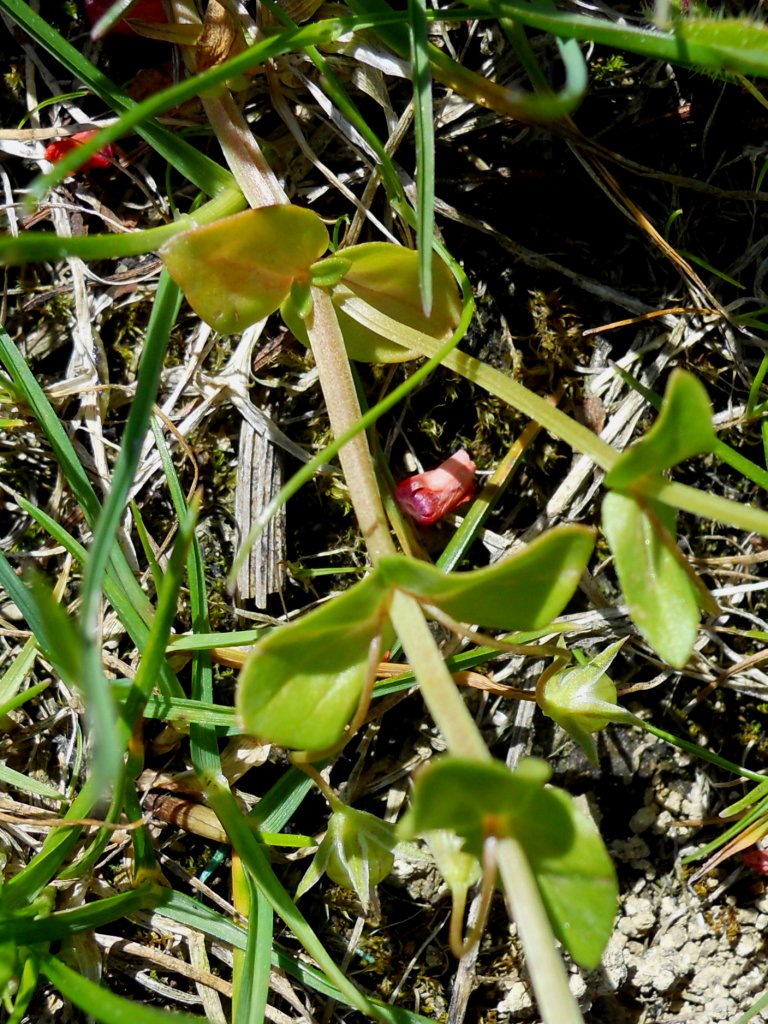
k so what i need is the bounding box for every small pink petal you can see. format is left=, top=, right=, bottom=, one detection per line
left=395, top=449, right=476, bottom=525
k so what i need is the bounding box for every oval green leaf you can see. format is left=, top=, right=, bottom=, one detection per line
left=602, top=491, right=699, bottom=668
left=605, top=370, right=716, bottom=490
left=160, top=205, right=329, bottom=335
left=398, top=756, right=617, bottom=968
left=236, top=573, right=387, bottom=750
left=379, top=524, right=595, bottom=630
left=520, top=786, right=618, bottom=969
left=398, top=757, right=552, bottom=857
left=283, top=242, right=462, bottom=362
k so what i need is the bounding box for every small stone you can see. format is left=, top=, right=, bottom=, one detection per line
left=629, top=805, right=659, bottom=833
left=618, top=895, right=655, bottom=937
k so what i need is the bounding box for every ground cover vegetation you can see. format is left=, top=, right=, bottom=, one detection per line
left=3, top=0, right=768, bottom=1021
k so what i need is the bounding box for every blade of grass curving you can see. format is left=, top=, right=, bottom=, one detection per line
left=0, top=325, right=152, bottom=625
left=37, top=952, right=204, bottom=1024
left=167, top=628, right=268, bottom=651
left=130, top=501, right=164, bottom=594
left=407, top=0, right=435, bottom=315
left=156, top=889, right=435, bottom=1023
left=480, top=0, right=768, bottom=78
left=202, top=773, right=385, bottom=1020
left=345, top=0, right=587, bottom=120
left=0, top=635, right=36, bottom=710
left=0, top=763, right=66, bottom=802
left=123, top=497, right=198, bottom=726
left=89, top=0, right=147, bottom=38
left=77, top=270, right=182, bottom=789
left=231, top=855, right=273, bottom=1024
left=120, top=498, right=200, bottom=882
left=14, top=494, right=184, bottom=699
left=139, top=694, right=237, bottom=729
left=151, top=419, right=220, bottom=777
left=0, top=678, right=49, bottom=720
left=1, top=885, right=162, bottom=944
left=639, top=719, right=767, bottom=785
left=335, top=290, right=768, bottom=538
left=0, top=205, right=243, bottom=265
left=0, top=555, right=72, bottom=676
left=0, top=776, right=101, bottom=911
left=6, top=954, right=39, bottom=1024
left=0, top=0, right=233, bottom=196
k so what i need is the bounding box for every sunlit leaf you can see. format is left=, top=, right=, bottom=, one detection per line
left=605, top=370, right=716, bottom=490
left=283, top=242, right=462, bottom=362
left=161, top=205, right=328, bottom=335
left=236, top=574, right=388, bottom=750
left=602, top=492, right=699, bottom=668
left=399, top=756, right=617, bottom=968
left=379, top=524, right=595, bottom=630
left=520, top=786, right=618, bottom=969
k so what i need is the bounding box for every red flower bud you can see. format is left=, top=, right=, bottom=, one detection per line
left=742, top=848, right=768, bottom=875
left=44, top=131, right=114, bottom=173
left=395, top=449, right=476, bottom=525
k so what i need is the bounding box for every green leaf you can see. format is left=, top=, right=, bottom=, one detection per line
left=602, top=492, right=699, bottom=668
left=538, top=640, right=638, bottom=765
left=379, top=524, right=595, bottom=630
left=399, top=757, right=616, bottom=968
left=161, top=206, right=329, bottom=335
left=605, top=370, right=716, bottom=490
left=283, top=242, right=462, bottom=362
left=236, top=574, right=388, bottom=749
left=398, top=757, right=552, bottom=857
left=520, top=786, right=618, bottom=969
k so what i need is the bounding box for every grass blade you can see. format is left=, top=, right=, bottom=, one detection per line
left=38, top=953, right=204, bottom=1024
left=407, top=0, right=435, bottom=315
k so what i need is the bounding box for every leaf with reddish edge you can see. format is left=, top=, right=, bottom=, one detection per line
left=160, top=206, right=329, bottom=336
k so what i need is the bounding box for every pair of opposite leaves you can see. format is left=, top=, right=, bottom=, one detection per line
left=159, top=203, right=462, bottom=363
left=162, top=204, right=719, bottom=680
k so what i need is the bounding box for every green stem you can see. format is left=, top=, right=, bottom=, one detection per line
left=497, top=837, right=584, bottom=1024
left=306, top=288, right=491, bottom=760
left=307, top=287, right=395, bottom=561
left=306, top=286, right=584, bottom=1022
left=389, top=591, right=491, bottom=759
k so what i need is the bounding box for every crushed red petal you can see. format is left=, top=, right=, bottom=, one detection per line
left=394, top=449, right=476, bottom=526
left=44, top=131, right=114, bottom=173
left=83, top=0, right=168, bottom=36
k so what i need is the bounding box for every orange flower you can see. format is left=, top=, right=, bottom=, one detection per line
left=395, top=449, right=476, bottom=525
